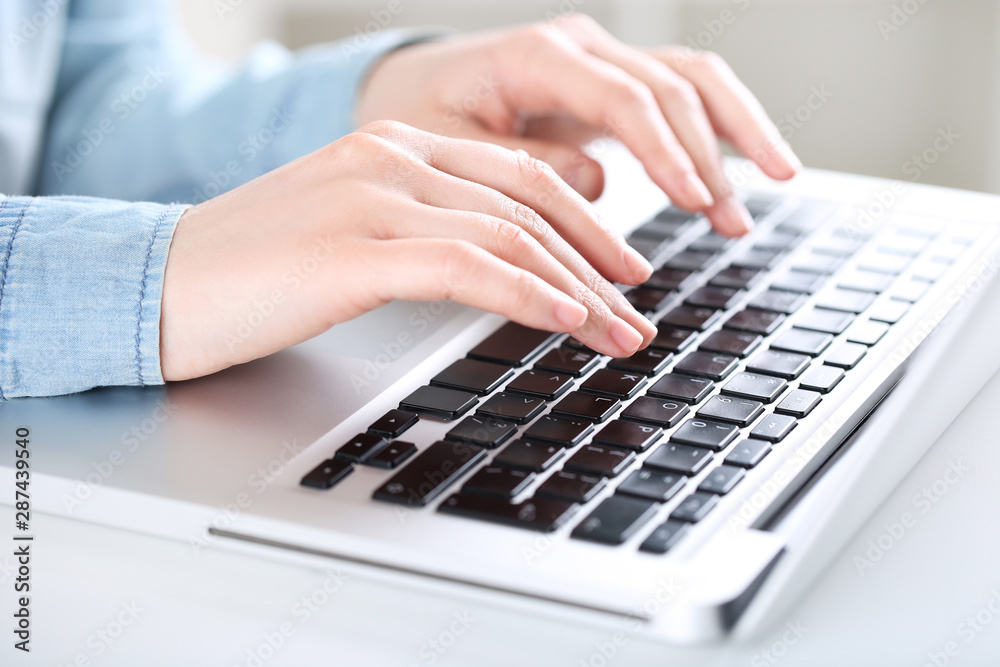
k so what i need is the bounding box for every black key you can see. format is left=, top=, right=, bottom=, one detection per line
left=709, top=266, right=764, bottom=290
left=776, top=202, right=834, bottom=233
left=747, top=350, right=811, bottom=380
left=430, top=359, right=514, bottom=395
left=748, top=290, right=808, bottom=315
left=775, top=389, right=822, bottom=418
left=725, top=439, right=772, bottom=468
left=685, top=286, right=744, bottom=310
left=846, top=321, right=890, bottom=346
left=869, top=300, right=909, bottom=324
left=673, top=351, right=739, bottom=381
left=618, top=469, right=687, bottom=502
left=476, top=392, right=546, bottom=424
left=621, top=397, right=690, bottom=428
left=640, top=520, right=690, bottom=554
left=564, top=444, right=636, bottom=478
left=722, top=372, right=788, bottom=403
left=770, top=329, right=834, bottom=356
left=536, top=470, right=606, bottom=503
left=628, top=236, right=663, bottom=261
left=665, top=249, right=715, bottom=271
left=400, top=386, right=479, bottom=419
left=645, top=443, right=713, bottom=476
left=373, top=441, right=486, bottom=507
left=551, top=392, right=621, bottom=423
left=445, top=416, right=517, bottom=448
left=368, top=409, right=419, bottom=438
left=750, top=414, right=798, bottom=442
left=649, top=324, right=699, bottom=353
left=592, top=420, right=663, bottom=452
left=647, top=373, right=714, bottom=403
left=301, top=458, right=354, bottom=490
left=724, top=308, right=785, bottom=335
left=697, top=395, right=764, bottom=427
left=493, top=440, right=564, bottom=472
left=791, top=253, right=844, bottom=275
left=467, top=322, right=559, bottom=367
left=700, top=330, right=763, bottom=358
left=660, top=305, right=721, bottom=331
left=645, top=267, right=695, bottom=292
left=744, top=196, right=779, bottom=220
left=799, top=365, right=844, bottom=394
left=671, top=492, right=719, bottom=522
left=580, top=369, right=647, bottom=399
left=732, top=249, right=781, bottom=271
left=506, top=370, right=574, bottom=400
left=607, top=348, right=673, bottom=376
left=438, top=494, right=578, bottom=533
left=653, top=207, right=701, bottom=226
left=795, top=308, right=855, bottom=335
left=533, top=347, right=601, bottom=377
left=572, top=496, right=660, bottom=545
left=813, top=236, right=864, bottom=257
left=838, top=270, right=893, bottom=293
left=523, top=415, right=593, bottom=447
left=461, top=466, right=535, bottom=499
left=824, top=343, right=867, bottom=369
left=335, top=433, right=388, bottom=463
left=626, top=287, right=674, bottom=313
left=565, top=337, right=596, bottom=352
left=368, top=441, right=418, bottom=469
left=635, top=215, right=687, bottom=238
left=857, top=252, right=910, bottom=275
left=688, top=231, right=733, bottom=253
left=770, top=270, right=826, bottom=295
left=670, top=418, right=739, bottom=451
left=698, top=465, right=745, bottom=495
left=815, top=289, right=876, bottom=314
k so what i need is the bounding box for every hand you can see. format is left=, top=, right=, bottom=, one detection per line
left=357, top=14, right=802, bottom=236
left=160, top=121, right=656, bottom=381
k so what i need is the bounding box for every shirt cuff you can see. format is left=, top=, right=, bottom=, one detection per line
left=0, top=195, right=186, bottom=400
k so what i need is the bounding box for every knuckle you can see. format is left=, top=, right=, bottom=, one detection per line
left=515, top=151, right=562, bottom=197
left=357, top=119, right=410, bottom=140
left=493, top=218, right=534, bottom=259
left=508, top=269, right=540, bottom=314
left=608, top=78, right=657, bottom=115
left=558, top=13, right=601, bottom=33
left=440, top=241, right=478, bottom=300
left=517, top=23, right=564, bottom=50
left=664, top=79, right=702, bottom=111
left=691, top=50, right=729, bottom=76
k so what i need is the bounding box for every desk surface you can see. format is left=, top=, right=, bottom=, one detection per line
left=2, top=366, right=999, bottom=666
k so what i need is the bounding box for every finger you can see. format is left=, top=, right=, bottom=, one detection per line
left=358, top=120, right=651, bottom=287
left=375, top=198, right=646, bottom=357
left=554, top=16, right=753, bottom=236
left=362, top=237, right=593, bottom=337
left=654, top=47, right=802, bottom=181
left=458, top=124, right=606, bottom=202
left=497, top=25, right=714, bottom=211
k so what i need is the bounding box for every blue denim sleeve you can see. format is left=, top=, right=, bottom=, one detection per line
left=39, top=0, right=443, bottom=204
left=0, top=195, right=185, bottom=400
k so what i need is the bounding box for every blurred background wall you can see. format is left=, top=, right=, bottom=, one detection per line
left=172, top=0, right=1000, bottom=195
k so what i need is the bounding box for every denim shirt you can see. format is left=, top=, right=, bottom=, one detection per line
left=0, top=0, right=432, bottom=400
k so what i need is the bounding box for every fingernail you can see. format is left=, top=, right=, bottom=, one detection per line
left=610, top=318, right=642, bottom=355
left=684, top=172, right=714, bottom=208
left=554, top=297, right=588, bottom=329
left=625, top=247, right=654, bottom=283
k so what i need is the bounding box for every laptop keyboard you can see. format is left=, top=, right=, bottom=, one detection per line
left=300, top=195, right=982, bottom=553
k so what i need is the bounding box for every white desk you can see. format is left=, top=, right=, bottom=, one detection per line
left=3, top=367, right=999, bottom=666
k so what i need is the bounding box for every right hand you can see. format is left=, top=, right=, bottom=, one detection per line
left=159, top=121, right=657, bottom=381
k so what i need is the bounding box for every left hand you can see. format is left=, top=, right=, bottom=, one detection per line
left=356, top=14, right=802, bottom=237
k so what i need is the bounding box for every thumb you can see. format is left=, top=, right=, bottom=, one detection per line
left=455, top=125, right=606, bottom=201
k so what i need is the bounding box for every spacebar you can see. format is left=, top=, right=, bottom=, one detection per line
left=373, top=441, right=486, bottom=507
left=438, top=493, right=579, bottom=532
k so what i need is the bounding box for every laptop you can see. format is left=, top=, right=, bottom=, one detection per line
left=4, top=142, right=1000, bottom=644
